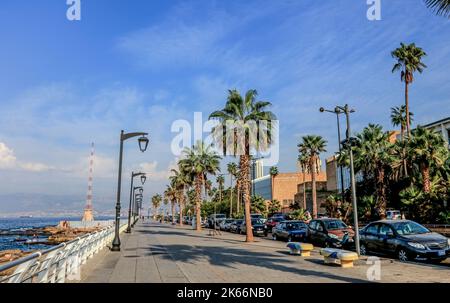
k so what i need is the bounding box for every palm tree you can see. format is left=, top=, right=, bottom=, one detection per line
left=227, top=162, right=238, bottom=216
left=267, top=199, right=281, bottom=216
left=269, top=166, right=278, bottom=203
left=209, top=89, right=276, bottom=242
left=409, top=126, right=448, bottom=193
left=298, top=135, right=327, bottom=219
left=391, top=43, right=427, bottom=135
left=353, top=124, right=393, bottom=218
left=216, top=175, right=225, bottom=203
left=179, top=141, right=221, bottom=231
left=164, top=184, right=177, bottom=224
left=298, top=152, right=309, bottom=210
left=151, top=194, right=162, bottom=218
left=169, top=167, right=191, bottom=226
left=391, top=105, right=414, bottom=140
left=424, top=0, right=450, bottom=17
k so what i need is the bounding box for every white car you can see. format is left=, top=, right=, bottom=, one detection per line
left=386, top=210, right=402, bottom=220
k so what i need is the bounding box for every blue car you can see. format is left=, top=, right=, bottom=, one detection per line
left=272, top=220, right=309, bottom=242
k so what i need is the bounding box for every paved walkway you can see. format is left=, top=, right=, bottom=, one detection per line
left=77, top=221, right=450, bottom=283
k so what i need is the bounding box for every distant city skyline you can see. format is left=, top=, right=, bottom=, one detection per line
left=0, top=1, right=449, bottom=214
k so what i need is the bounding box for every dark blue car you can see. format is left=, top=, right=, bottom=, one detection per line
left=272, top=220, right=308, bottom=242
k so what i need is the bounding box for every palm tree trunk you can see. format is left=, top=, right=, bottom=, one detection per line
left=236, top=179, right=240, bottom=214
left=179, top=194, right=184, bottom=226
left=405, top=78, right=411, bottom=135
left=240, top=155, right=254, bottom=242
left=311, top=158, right=317, bottom=219
left=376, top=168, right=386, bottom=219
left=230, top=176, right=233, bottom=217
left=195, top=174, right=203, bottom=231
left=171, top=201, right=175, bottom=224
left=302, top=167, right=307, bottom=210
left=421, top=164, right=431, bottom=193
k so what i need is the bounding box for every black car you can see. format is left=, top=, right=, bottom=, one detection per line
left=272, top=220, right=309, bottom=242
left=360, top=220, right=450, bottom=263
left=240, top=219, right=266, bottom=236
left=230, top=219, right=244, bottom=233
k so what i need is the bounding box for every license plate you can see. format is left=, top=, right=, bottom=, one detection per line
left=438, top=250, right=445, bottom=256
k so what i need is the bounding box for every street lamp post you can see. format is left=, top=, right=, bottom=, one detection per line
left=319, top=107, right=346, bottom=203
left=132, top=187, right=143, bottom=227
left=126, top=172, right=146, bottom=233
left=111, top=130, right=149, bottom=252
left=320, top=104, right=360, bottom=256
left=339, top=105, right=360, bottom=256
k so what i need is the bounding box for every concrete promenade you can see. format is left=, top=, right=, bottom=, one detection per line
left=76, top=221, right=450, bottom=283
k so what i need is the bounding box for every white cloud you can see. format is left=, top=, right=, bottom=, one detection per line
left=0, top=142, right=17, bottom=169
left=0, top=142, right=55, bottom=172
left=137, top=159, right=178, bottom=182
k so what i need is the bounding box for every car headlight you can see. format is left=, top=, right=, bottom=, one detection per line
left=328, top=233, right=339, bottom=239
left=407, top=242, right=426, bottom=250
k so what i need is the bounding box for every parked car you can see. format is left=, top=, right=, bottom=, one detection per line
left=359, top=220, right=450, bottom=263
left=250, top=213, right=266, bottom=223
left=208, top=214, right=227, bottom=228
left=386, top=210, right=402, bottom=220
left=240, top=219, right=266, bottom=236
left=265, top=217, right=284, bottom=233
left=219, top=219, right=235, bottom=231
left=271, top=212, right=285, bottom=218
left=308, top=218, right=355, bottom=248
left=272, top=220, right=309, bottom=242
left=230, top=219, right=244, bottom=233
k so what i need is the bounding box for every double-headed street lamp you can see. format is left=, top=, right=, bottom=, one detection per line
left=320, top=104, right=360, bottom=255
left=126, top=172, right=146, bottom=233
left=111, top=130, right=149, bottom=252
left=319, top=107, right=345, bottom=203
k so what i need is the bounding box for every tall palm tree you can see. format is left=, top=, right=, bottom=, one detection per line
left=424, top=0, right=450, bottom=17
left=298, top=135, right=327, bottom=219
left=391, top=105, right=414, bottom=140
left=391, top=43, right=427, bottom=135
left=179, top=141, right=221, bottom=231
left=298, top=152, right=309, bottom=210
left=227, top=162, right=238, bottom=216
left=151, top=194, right=162, bottom=218
left=216, top=175, right=225, bottom=203
left=353, top=124, right=393, bottom=218
left=269, top=166, right=278, bottom=205
left=209, top=89, right=276, bottom=242
left=409, top=126, right=448, bottom=193
left=170, top=167, right=191, bottom=226
left=164, top=184, right=178, bottom=224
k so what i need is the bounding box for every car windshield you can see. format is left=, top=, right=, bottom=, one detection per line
left=250, top=219, right=263, bottom=225
left=324, top=220, right=347, bottom=230
left=392, top=221, right=429, bottom=235
left=215, top=214, right=226, bottom=218
left=225, top=219, right=234, bottom=223
left=286, top=222, right=306, bottom=230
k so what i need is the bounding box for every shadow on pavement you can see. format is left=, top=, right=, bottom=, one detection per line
left=142, top=242, right=369, bottom=283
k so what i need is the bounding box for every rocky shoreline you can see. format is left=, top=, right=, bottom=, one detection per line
left=0, top=222, right=108, bottom=272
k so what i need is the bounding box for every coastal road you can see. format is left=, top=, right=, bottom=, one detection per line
left=76, top=221, right=450, bottom=283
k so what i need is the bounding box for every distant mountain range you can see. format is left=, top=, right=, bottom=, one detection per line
left=0, top=193, right=118, bottom=217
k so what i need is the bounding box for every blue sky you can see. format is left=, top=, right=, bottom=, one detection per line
left=0, top=0, right=449, bottom=214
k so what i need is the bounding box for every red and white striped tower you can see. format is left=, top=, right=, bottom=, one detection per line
left=82, top=142, right=95, bottom=222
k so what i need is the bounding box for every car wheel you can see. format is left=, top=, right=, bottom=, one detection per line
left=324, top=241, right=331, bottom=248
left=397, top=248, right=409, bottom=262
left=272, top=234, right=277, bottom=241
left=360, top=244, right=367, bottom=256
